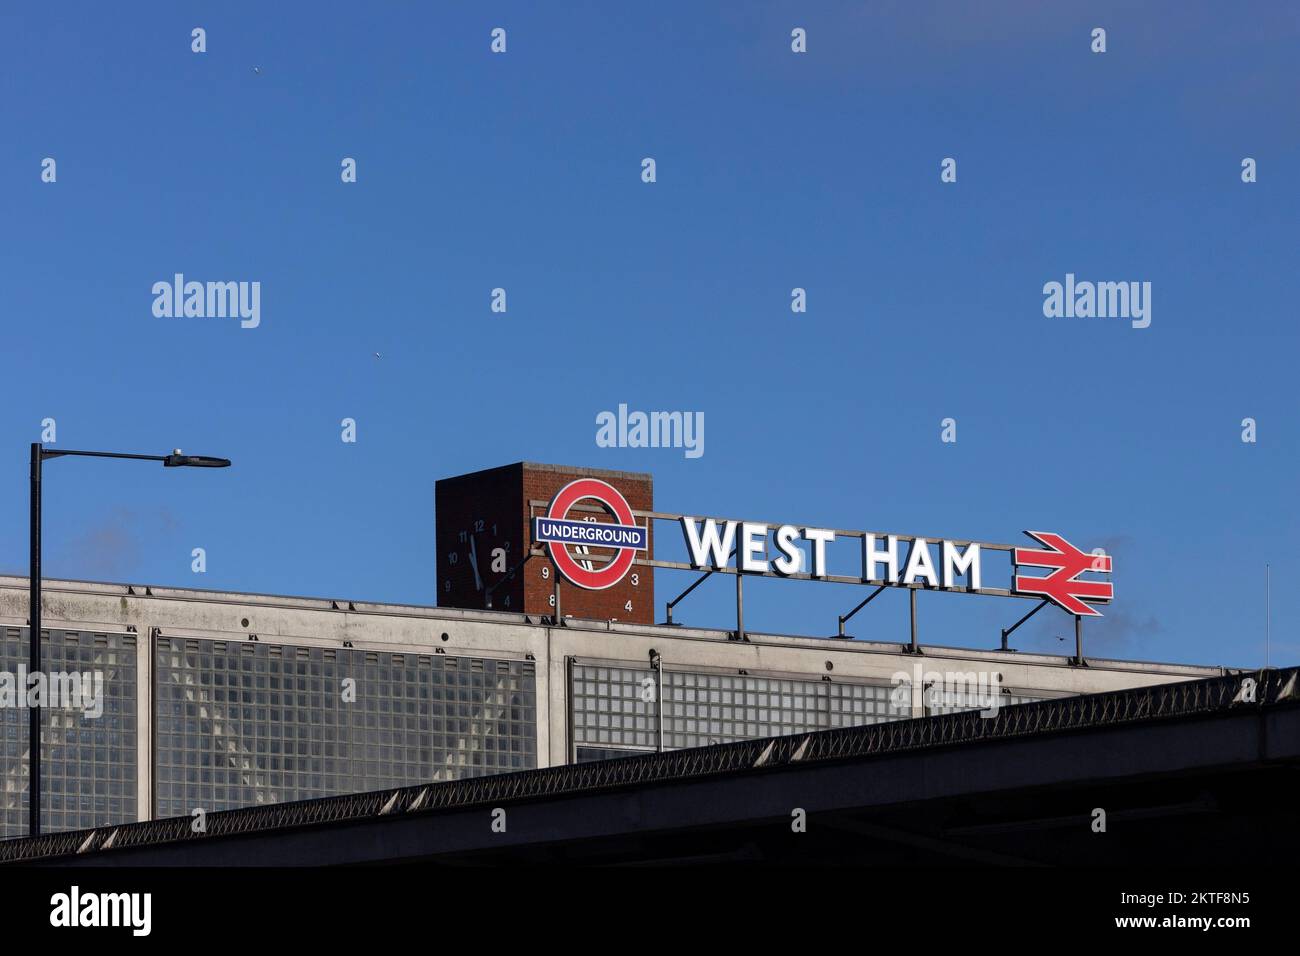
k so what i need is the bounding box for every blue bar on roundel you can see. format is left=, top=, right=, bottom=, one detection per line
left=532, top=517, right=648, bottom=551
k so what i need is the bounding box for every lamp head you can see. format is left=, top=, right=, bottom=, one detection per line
left=164, top=450, right=231, bottom=468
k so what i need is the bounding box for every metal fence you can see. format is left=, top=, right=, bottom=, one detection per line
left=1, top=665, right=1293, bottom=863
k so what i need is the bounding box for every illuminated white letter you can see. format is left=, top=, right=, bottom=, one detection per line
left=803, top=528, right=835, bottom=578
left=681, top=517, right=736, bottom=569
left=901, top=539, right=939, bottom=587
left=739, top=523, right=769, bottom=573
left=863, top=534, right=899, bottom=582
left=772, top=524, right=802, bottom=576
left=941, top=541, right=981, bottom=589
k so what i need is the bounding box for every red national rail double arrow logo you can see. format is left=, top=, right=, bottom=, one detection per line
left=1012, top=531, right=1113, bottom=617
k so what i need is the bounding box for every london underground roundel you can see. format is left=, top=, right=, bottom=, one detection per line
left=531, top=478, right=648, bottom=590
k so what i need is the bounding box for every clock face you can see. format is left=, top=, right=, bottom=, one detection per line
left=530, top=527, right=645, bottom=619
left=443, top=517, right=518, bottom=609
left=533, top=535, right=644, bottom=616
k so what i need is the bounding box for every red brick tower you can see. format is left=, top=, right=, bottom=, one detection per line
left=435, top=462, right=654, bottom=623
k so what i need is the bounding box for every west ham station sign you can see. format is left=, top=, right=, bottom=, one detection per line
left=530, top=478, right=1113, bottom=655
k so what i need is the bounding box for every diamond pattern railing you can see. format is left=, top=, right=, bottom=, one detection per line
left=1, top=665, right=1294, bottom=863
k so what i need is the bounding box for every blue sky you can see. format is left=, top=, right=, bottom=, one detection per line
left=1, top=1, right=1296, bottom=668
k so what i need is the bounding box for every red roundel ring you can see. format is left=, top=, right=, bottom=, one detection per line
left=544, top=478, right=640, bottom=590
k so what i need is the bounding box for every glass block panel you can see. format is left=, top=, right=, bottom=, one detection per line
left=0, top=628, right=138, bottom=839
left=571, top=663, right=912, bottom=757
left=153, top=638, right=537, bottom=816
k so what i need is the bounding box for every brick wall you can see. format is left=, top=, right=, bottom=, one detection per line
left=436, top=462, right=654, bottom=623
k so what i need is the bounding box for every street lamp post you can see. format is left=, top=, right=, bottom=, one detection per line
left=27, top=444, right=230, bottom=837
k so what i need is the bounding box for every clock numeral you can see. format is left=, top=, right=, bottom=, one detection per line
left=444, top=580, right=450, bottom=592
left=548, top=594, right=556, bottom=607
left=492, top=523, right=498, bottom=536
left=448, top=552, right=458, bottom=565
left=541, top=566, right=549, bottom=580
left=630, top=573, right=639, bottom=587
left=458, top=531, right=467, bottom=543
left=624, top=601, right=633, bottom=613
left=503, top=595, right=511, bottom=608
left=474, top=519, right=485, bottom=532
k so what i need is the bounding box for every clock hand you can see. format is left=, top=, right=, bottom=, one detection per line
left=469, top=535, right=484, bottom=591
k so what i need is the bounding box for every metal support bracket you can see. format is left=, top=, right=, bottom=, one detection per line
left=998, top=599, right=1048, bottom=652
left=835, top=585, right=887, bottom=638
left=662, top=549, right=735, bottom=626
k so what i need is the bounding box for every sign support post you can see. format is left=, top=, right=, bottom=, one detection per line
left=734, top=572, right=744, bottom=641
left=906, top=589, right=921, bottom=654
